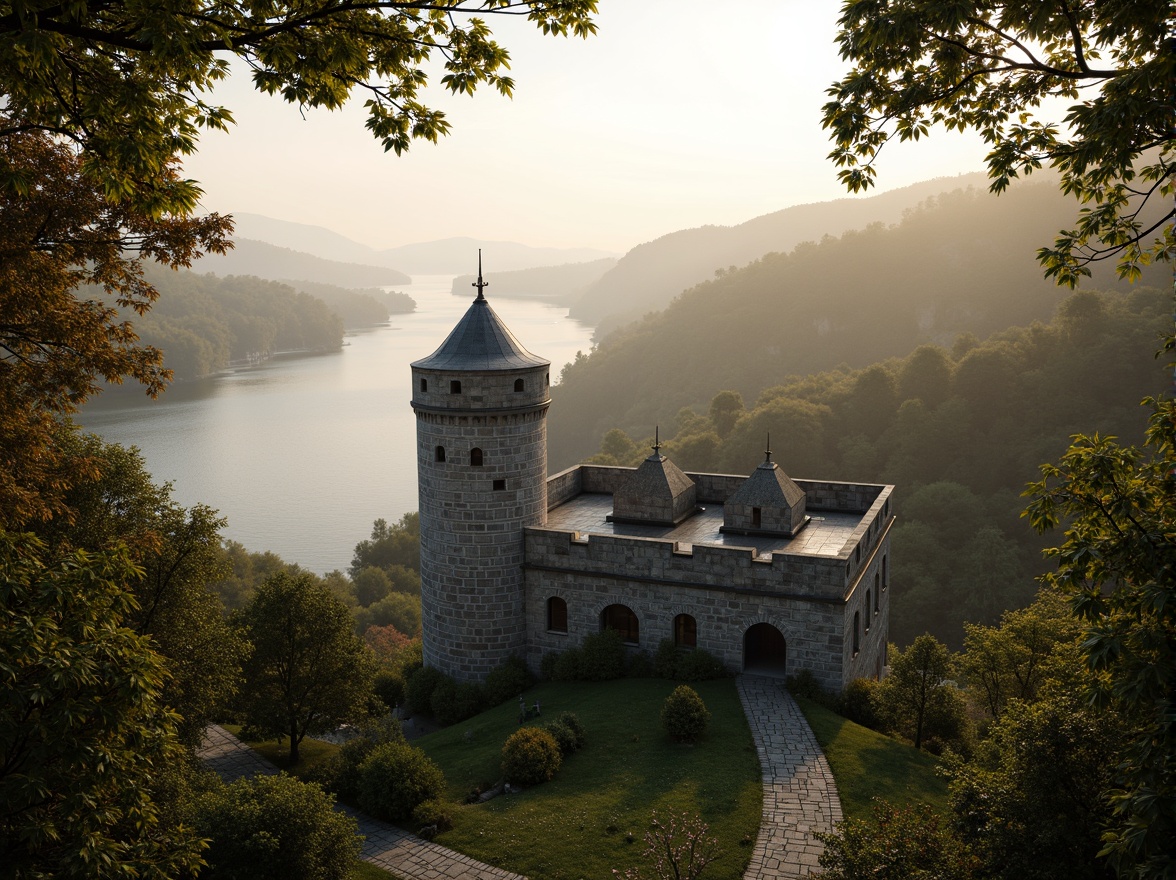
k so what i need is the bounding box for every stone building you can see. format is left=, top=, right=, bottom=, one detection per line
left=412, top=274, right=893, bottom=693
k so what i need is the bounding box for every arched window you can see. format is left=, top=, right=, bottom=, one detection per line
left=434, top=445, right=446, bottom=463
left=864, top=591, right=871, bottom=631
left=853, top=611, right=861, bottom=655
left=420, top=378, right=428, bottom=392
left=674, top=614, right=697, bottom=648
left=470, top=447, right=483, bottom=467
left=601, top=604, right=639, bottom=645
left=545, top=372, right=550, bottom=385
left=514, top=378, right=525, bottom=392
left=450, top=380, right=462, bottom=394
left=547, top=597, right=568, bottom=633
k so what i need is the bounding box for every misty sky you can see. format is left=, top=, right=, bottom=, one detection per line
left=186, top=1, right=993, bottom=254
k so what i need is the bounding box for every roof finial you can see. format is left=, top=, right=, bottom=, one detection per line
left=472, top=249, right=489, bottom=301
left=652, top=426, right=661, bottom=456
left=764, top=432, right=773, bottom=464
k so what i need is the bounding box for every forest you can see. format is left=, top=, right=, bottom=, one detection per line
left=583, top=285, right=1170, bottom=648
left=127, top=269, right=414, bottom=381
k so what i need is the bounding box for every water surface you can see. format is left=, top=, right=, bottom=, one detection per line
left=79, top=276, right=594, bottom=573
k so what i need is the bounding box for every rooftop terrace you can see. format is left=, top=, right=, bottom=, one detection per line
left=543, top=492, right=862, bottom=561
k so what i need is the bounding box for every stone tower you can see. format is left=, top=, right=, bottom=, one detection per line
left=410, top=261, right=551, bottom=681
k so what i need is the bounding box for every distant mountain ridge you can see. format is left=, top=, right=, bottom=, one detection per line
left=231, top=213, right=619, bottom=273
left=569, top=172, right=995, bottom=329
left=192, top=238, right=410, bottom=288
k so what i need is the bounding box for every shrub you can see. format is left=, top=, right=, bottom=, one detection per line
left=320, top=716, right=405, bottom=800
left=655, top=639, right=681, bottom=679
left=484, top=654, right=533, bottom=705
left=552, top=647, right=582, bottom=681
left=787, top=668, right=838, bottom=709
left=579, top=628, right=625, bottom=681
left=841, top=678, right=884, bottom=731
left=662, top=685, right=710, bottom=743
left=193, top=774, right=360, bottom=880
left=677, top=648, right=727, bottom=681
left=405, top=665, right=447, bottom=715
left=372, top=667, right=406, bottom=710
left=432, top=679, right=485, bottom=726
left=544, top=720, right=579, bottom=756
left=411, top=798, right=453, bottom=833
left=501, top=726, right=562, bottom=785
left=554, top=711, right=586, bottom=750
left=357, top=741, right=446, bottom=823
left=540, top=650, right=560, bottom=681
left=626, top=648, right=654, bottom=678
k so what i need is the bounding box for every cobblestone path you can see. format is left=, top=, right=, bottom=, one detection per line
left=198, top=725, right=523, bottom=880
left=736, top=675, right=843, bottom=880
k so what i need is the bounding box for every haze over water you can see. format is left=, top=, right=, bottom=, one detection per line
left=78, top=275, right=594, bottom=574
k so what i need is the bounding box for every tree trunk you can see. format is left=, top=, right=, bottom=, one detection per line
left=289, top=720, right=300, bottom=764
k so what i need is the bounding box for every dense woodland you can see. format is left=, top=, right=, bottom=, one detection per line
left=127, top=269, right=415, bottom=380
left=584, top=285, right=1170, bottom=647
left=551, top=182, right=1167, bottom=467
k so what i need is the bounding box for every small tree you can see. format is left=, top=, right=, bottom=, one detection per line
left=193, top=774, right=360, bottom=880
left=661, top=685, right=710, bottom=743
left=816, top=802, right=973, bottom=880
left=877, top=634, right=953, bottom=750
left=236, top=572, right=376, bottom=763
left=614, top=811, right=720, bottom=880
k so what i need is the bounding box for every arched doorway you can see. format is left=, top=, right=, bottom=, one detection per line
left=743, top=623, right=787, bottom=674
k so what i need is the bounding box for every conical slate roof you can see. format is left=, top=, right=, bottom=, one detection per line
left=412, top=294, right=548, bottom=372
left=612, top=451, right=698, bottom=526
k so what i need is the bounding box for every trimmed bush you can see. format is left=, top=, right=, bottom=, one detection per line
left=193, top=774, right=360, bottom=880
left=677, top=648, right=727, bottom=681
left=312, top=716, right=405, bottom=800
left=544, top=720, right=579, bottom=756
left=432, top=679, right=485, bottom=726
left=405, top=665, right=447, bottom=715
left=554, top=711, right=585, bottom=750
left=411, top=798, right=453, bottom=833
left=357, top=741, right=446, bottom=823
left=579, top=629, right=625, bottom=681
left=501, top=726, right=562, bottom=785
left=552, top=647, right=582, bottom=681
left=654, top=639, right=681, bottom=679
left=626, top=648, right=653, bottom=678
left=841, top=677, right=884, bottom=731
left=484, top=654, right=533, bottom=705
left=661, top=685, right=710, bottom=743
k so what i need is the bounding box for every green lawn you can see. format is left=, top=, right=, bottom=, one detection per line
left=794, top=695, right=949, bottom=822
left=414, top=678, right=761, bottom=880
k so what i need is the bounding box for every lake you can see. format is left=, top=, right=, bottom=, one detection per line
left=78, top=275, right=595, bottom=574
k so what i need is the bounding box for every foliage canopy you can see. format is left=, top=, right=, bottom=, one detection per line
left=822, top=0, right=1174, bottom=283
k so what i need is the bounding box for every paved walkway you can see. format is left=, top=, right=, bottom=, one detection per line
left=198, top=725, right=523, bottom=880
left=736, top=675, right=843, bottom=879
left=200, top=678, right=840, bottom=880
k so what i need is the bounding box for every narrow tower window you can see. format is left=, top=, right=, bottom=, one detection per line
left=853, top=611, right=861, bottom=655
left=420, top=378, right=428, bottom=392
left=874, top=573, right=880, bottom=611
left=435, top=445, right=446, bottom=463
left=470, top=448, right=483, bottom=467
left=450, top=380, right=462, bottom=394
left=547, top=597, right=568, bottom=633
left=493, top=479, right=505, bottom=491
left=514, top=378, right=525, bottom=392
left=882, top=555, right=888, bottom=588
left=751, top=507, right=762, bottom=528
left=865, top=591, right=871, bottom=631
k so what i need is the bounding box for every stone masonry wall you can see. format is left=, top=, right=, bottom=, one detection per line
left=417, top=401, right=548, bottom=682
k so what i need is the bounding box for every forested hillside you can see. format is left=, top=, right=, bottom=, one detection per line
left=285, top=279, right=415, bottom=328
left=585, top=286, right=1170, bottom=648
left=568, top=171, right=989, bottom=328
left=550, top=181, right=1165, bottom=466
left=133, top=269, right=345, bottom=380
left=192, top=237, right=410, bottom=286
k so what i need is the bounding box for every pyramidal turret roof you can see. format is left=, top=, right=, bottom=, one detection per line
left=727, top=457, right=805, bottom=509
left=411, top=255, right=548, bottom=372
